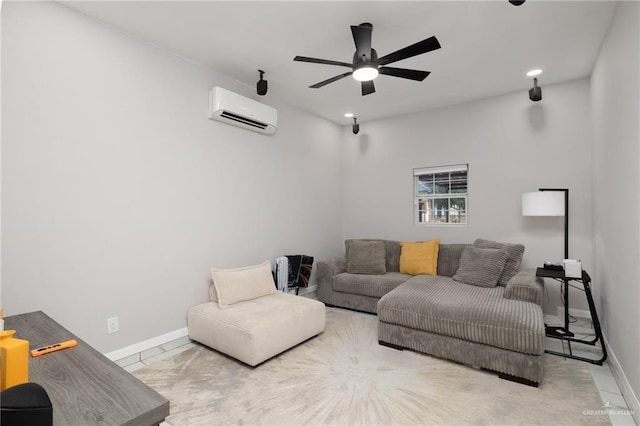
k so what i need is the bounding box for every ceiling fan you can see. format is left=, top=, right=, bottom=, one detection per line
left=293, top=23, right=441, bottom=96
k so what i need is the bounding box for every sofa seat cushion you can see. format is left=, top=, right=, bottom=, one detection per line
left=187, top=293, right=326, bottom=366
left=332, top=272, right=412, bottom=298
left=377, top=276, right=544, bottom=355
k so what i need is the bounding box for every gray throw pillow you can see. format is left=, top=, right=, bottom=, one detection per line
left=346, top=240, right=386, bottom=275
left=473, top=238, right=525, bottom=286
left=453, top=246, right=509, bottom=288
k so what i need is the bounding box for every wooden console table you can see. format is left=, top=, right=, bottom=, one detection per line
left=4, top=311, right=169, bottom=425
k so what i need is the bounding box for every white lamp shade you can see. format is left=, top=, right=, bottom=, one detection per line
left=522, top=191, right=565, bottom=216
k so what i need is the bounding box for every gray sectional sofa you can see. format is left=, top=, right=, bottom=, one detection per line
left=317, top=239, right=546, bottom=385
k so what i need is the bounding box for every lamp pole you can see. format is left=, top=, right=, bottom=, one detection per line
left=539, top=188, right=569, bottom=260
left=539, top=187, right=571, bottom=336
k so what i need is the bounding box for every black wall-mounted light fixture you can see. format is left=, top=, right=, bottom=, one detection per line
left=257, top=70, right=268, bottom=96
left=529, top=77, right=542, bottom=102
left=352, top=117, right=360, bottom=134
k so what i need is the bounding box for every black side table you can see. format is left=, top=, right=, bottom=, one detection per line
left=536, top=267, right=607, bottom=365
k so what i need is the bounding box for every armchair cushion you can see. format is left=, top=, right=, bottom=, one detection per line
left=211, top=261, right=277, bottom=309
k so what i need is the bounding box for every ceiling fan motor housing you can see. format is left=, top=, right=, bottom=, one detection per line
left=353, top=49, right=378, bottom=66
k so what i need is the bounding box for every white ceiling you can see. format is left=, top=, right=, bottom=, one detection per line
left=58, top=1, right=617, bottom=125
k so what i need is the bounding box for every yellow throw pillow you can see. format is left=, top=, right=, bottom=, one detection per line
left=399, top=239, right=440, bottom=275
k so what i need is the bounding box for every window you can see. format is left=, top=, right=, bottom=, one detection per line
left=414, top=164, right=468, bottom=225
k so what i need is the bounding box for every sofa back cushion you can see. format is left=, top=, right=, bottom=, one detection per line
left=345, top=240, right=386, bottom=274
left=345, top=239, right=401, bottom=272
left=436, top=244, right=470, bottom=277
left=393, top=241, right=471, bottom=276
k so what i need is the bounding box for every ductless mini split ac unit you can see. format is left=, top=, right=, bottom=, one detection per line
left=208, top=87, right=277, bottom=135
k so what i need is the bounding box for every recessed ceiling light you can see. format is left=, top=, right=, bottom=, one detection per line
left=526, top=69, right=542, bottom=77
left=344, top=113, right=354, bottom=118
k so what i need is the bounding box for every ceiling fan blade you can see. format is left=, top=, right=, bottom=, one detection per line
left=309, top=72, right=353, bottom=88
left=377, top=36, right=441, bottom=66
left=379, top=67, right=431, bottom=81
left=294, top=56, right=353, bottom=68
left=361, top=80, right=375, bottom=96
left=351, top=23, right=373, bottom=62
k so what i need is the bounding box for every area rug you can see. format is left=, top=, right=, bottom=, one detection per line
left=133, top=308, right=610, bottom=425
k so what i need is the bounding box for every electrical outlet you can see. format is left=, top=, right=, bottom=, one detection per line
left=107, top=317, right=119, bottom=334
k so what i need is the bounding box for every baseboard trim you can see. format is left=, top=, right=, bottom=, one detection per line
left=603, top=334, right=639, bottom=424
left=104, top=327, right=189, bottom=362
left=282, top=284, right=317, bottom=297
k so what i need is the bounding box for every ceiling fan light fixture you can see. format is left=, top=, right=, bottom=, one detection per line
left=344, top=112, right=354, bottom=118
left=526, top=69, right=542, bottom=77
left=352, top=65, right=378, bottom=82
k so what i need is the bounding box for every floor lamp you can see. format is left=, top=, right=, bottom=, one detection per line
left=522, top=188, right=573, bottom=336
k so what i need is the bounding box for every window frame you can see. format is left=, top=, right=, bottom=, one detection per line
left=413, top=164, right=468, bottom=226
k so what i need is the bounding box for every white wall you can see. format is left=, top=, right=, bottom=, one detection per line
left=591, top=1, right=640, bottom=412
left=3, top=6, right=637, bottom=407
left=342, top=78, right=594, bottom=313
left=1, top=2, right=343, bottom=352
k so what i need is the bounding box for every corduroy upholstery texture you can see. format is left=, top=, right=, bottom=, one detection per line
left=188, top=293, right=325, bottom=366
left=377, top=276, right=545, bottom=355
left=378, top=321, right=544, bottom=384
left=317, top=256, right=380, bottom=313
left=452, top=246, right=510, bottom=288
left=474, top=238, right=525, bottom=286
left=435, top=243, right=469, bottom=277
left=345, top=240, right=386, bottom=275
left=345, top=239, right=401, bottom=272
left=317, top=241, right=539, bottom=314
left=504, top=269, right=544, bottom=305
left=317, top=239, right=545, bottom=384
left=333, top=271, right=412, bottom=298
